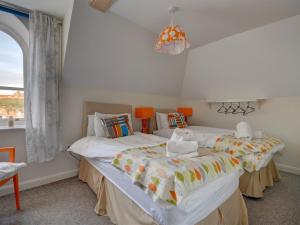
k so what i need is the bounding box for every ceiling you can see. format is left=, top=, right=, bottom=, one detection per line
left=2, top=0, right=73, bottom=18
left=110, top=0, right=300, bottom=48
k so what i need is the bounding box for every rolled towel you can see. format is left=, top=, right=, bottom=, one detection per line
left=166, top=140, right=198, bottom=157
left=171, top=128, right=195, bottom=142
left=235, top=121, right=253, bottom=140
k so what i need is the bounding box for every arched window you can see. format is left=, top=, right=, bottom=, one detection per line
left=0, top=30, right=24, bottom=126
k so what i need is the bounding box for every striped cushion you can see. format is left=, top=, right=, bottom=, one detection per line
left=167, top=113, right=187, bottom=128
left=101, top=115, right=133, bottom=138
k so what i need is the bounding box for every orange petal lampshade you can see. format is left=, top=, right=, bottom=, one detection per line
left=135, top=107, right=154, bottom=134
left=155, top=25, right=190, bottom=55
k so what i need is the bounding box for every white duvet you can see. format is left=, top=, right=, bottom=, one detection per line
left=155, top=126, right=234, bottom=148
left=68, top=132, right=167, bottom=159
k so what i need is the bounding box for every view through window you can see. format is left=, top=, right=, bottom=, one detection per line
left=0, top=30, right=24, bottom=126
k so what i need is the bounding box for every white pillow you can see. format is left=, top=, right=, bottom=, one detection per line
left=155, top=112, right=162, bottom=130
left=87, top=115, right=95, bottom=136
left=94, top=112, right=133, bottom=137
left=156, top=112, right=173, bottom=130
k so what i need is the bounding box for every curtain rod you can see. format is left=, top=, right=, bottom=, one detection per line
left=0, top=1, right=30, bottom=18
left=0, top=0, right=62, bottom=23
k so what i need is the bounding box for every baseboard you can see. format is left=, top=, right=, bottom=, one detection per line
left=0, top=169, right=79, bottom=197
left=276, top=163, right=300, bottom=175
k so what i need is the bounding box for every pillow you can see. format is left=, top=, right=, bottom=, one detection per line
left=101, top=115, right=133, bottom=138
left=167, top=112, right=187, bottom=128
left=156, top=112, right=175, bottom=130
left=87, top=115, right=95, bottom=136
left=94, top=112, right=133, bottom=137
left=155, top=112, right=162, bottom=130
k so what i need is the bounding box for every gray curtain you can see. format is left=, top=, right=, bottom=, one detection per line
left=25, top=11, right=62, bottom=163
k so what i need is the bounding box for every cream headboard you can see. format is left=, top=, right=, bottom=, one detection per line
left=151, top=108, right=176, bottom=131
left=82, top=101, right=132, bottom=137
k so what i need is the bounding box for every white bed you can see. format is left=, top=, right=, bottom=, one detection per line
left=69, top=102, right=248, bottom=224
left=153, top=125, right=285, bottom=171
left=86, top=157, right=239, bottom=225
left=69, top=131, right=241, bottom=225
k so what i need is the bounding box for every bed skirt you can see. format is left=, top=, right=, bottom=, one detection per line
left=239, top=159, right=280, bottom=198
left=79, top=158, right=248, bottom=225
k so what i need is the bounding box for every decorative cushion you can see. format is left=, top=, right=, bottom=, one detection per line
left=167, top=113, right=187, bottom=129
left=94, top=112, right=133, bottom=137
left=0, top=162, right=26, bottom=180
left=101, top=115, right=133, bottom=138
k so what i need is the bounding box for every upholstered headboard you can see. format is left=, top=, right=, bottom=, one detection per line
left=151, top=108, right=176, bottom=131
left=82, top=101, right=132, bottom=137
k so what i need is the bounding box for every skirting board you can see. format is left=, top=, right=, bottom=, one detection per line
left=276, top=163, right=300, bottom=176
left=0, top=169, right=79, bottom=197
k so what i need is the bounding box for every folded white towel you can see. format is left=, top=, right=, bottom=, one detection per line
left=235, top=121, right=253, bottom=140
left=166, top=140, right=198, bottom=157
left=171, top=128, right=195, bottom=142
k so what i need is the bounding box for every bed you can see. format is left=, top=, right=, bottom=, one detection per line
left=153, top=110, right=284, bottom=198
left=69, top=102, right=248, bottom=225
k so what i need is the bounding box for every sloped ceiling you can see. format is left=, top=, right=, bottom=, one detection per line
left=63, top=0, right=187, bottom=96
left=3, top=0, right=73, bottom=18
left=182, top=15, right=300, bottom=100
left=110, top=0, right=300, bottom=48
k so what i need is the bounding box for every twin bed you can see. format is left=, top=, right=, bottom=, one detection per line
left=68, top=101, right=284, bottom=225
left=154, top=123, right=284, bottom=198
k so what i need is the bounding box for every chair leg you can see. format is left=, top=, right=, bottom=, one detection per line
left=13, top=174, right=20, bottom=210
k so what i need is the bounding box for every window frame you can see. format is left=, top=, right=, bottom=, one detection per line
left=0, top=23, right=28, bottom=128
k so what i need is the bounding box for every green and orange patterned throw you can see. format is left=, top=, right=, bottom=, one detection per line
left=212, top=135, right=283, bottom=172
left=112, top=143, right=242, bottom=206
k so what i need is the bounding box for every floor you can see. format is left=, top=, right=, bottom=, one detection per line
left=0, top=172, right=299, bottom=225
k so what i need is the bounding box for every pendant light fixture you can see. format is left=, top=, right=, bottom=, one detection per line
left=155, top=6, right=190, bottom=55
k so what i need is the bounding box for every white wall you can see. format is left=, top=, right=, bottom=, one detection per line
left=62, top=0, right=74, bottom=64
left=0, top=130, right=78, bottom=196
left=0, top=11, right=78, bottom=196
left=182, top=15, right=300, bottom=99
left=181, top=15, right=300, bottom=174
left=0, top=0, right=186, bottom=196
left=63, top=0, right=187, bottom=96
left=180, top=97, right=300, bottom=174
left=62, top=87, right=180, bottom=146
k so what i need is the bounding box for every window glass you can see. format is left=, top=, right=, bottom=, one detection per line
left=0, top=31, right=24, bottom=122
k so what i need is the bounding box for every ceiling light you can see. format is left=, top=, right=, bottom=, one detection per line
left=155, top=6, right=190, bottom=55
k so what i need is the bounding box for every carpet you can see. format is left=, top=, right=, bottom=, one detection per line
left=0, top=172, right=299, bottom=225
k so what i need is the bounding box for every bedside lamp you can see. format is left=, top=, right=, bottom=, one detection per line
left=135, top=107, right=154, bottom=134
left=177, top=107, right=193, bottom=123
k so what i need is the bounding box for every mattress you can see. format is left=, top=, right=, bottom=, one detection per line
left=87, top=157, right=239, bottom=225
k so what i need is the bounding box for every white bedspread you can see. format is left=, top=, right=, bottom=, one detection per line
left=68, top=132, right=167, bottom=160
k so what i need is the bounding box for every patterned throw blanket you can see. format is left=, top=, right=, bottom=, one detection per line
left=112, top=143, right=242, bottom=206
left=212, top=135, right=283, bottom=172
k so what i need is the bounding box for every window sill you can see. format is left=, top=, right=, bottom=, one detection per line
left=0, top=125, right=25, bottom=131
